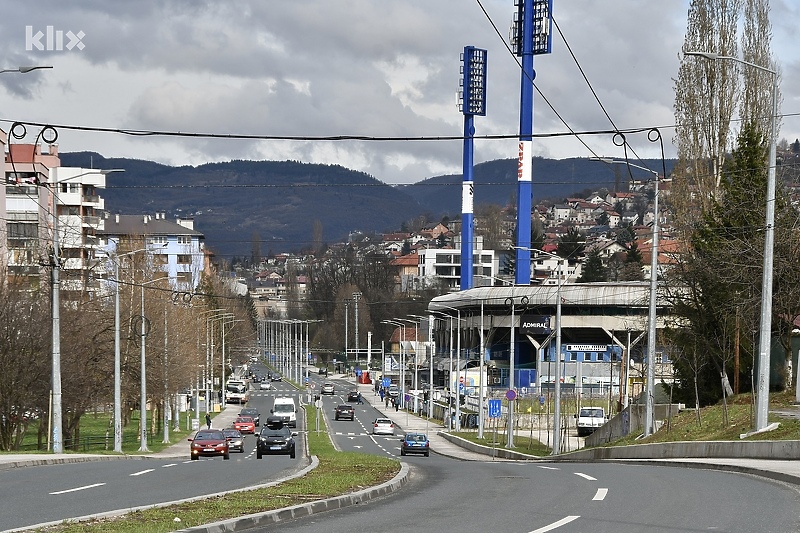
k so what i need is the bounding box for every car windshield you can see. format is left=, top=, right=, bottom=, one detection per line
left=376, top=419, right=391, bottom=424
left=337, top=405, right=352, bottom=410
left=196, top=431, right=225, bottom=440
left=261, top=427, right=291, bottom=438
left=406, top=434, right=427, bottom=442
left=240, top=409, right=258, bottom=416
left=222, top=430, right=241, bottom=438
left=580, top=408, right=604, bottom=417
left=236, top=417, right=253, bottom=423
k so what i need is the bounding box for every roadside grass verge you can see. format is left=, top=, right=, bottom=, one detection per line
left=450, top=430, right=551, bottom=456
left=25, top=406, right=400, bottom=533
left=604, top=391, right=800, bottom=447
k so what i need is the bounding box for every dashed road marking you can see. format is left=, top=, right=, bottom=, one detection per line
left=592, top=488, right=608, bottom=501
left=130, top=469, right=154, bottom=476
left=50, top=483, right=106, bottom=495
left=574, top=472, right=596, bottom=481
left=529, top=515, right=580, bottom=532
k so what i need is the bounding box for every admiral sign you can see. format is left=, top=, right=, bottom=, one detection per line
left=520, top=314, right=551, bottom=335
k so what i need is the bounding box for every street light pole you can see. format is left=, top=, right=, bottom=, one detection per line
left=49, top=167, right=122, bottom=453
left=685, top=51, right=778, bottom=432
left=590, top=159, right=661, bottom=435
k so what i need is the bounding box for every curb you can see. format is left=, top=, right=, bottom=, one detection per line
left=0, top=454, right=145, bottom=472
left=175, top=462, right=410, bottom=533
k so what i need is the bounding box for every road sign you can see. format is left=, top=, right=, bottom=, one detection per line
left=459, top=376, right=465, bottom=383
left=382, top=377, right=391, bottom=388
left=488, top=399, right=502, bottom=418
left=458, top=383, right=465, bottom=392
left=539, top=395, right=545, bottom=406
left=505, top=389, right=517, bottom=401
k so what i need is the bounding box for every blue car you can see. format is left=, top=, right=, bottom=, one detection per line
left=400, top=433, right=430, bottom=457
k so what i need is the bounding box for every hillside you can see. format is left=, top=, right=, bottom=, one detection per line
left=59, top=153, right=677, bottom=260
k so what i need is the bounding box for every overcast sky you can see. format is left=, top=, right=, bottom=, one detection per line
left=1, top=1, right=799, bottom=185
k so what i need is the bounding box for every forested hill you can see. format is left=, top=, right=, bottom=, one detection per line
left=58, top=152, right=675, bottom=261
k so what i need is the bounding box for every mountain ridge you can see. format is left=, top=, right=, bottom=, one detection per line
left=58, top=152, right=676, bottom=260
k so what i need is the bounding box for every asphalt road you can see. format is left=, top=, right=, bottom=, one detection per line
left=0, top=376, right=307, bottom=532
left=257, top=455, right=800, bottom=532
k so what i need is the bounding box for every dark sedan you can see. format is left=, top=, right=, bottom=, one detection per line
left=347, top=390, right=360, bottom=402
left=256, top=424, right=297, bottom=459
left=189, top=429, right=230, bottom=460
left=334, top=404, right=355, bottom=421
left=239, top=407, right=261, bottom=426
left=222, top=428, right=245, bottom=453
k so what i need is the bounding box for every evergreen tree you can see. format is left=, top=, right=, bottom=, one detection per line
left=620, top=240, right=644, bottom=281
left=556, top=227, right=585, bottom=260
left=577, top=249, right=606, bottom=282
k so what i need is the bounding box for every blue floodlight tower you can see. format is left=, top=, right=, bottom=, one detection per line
left=513, top=0, right=552, bottom=285
left=459, top=46, right=487, bottom=290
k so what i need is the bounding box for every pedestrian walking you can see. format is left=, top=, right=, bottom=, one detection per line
left=357, top=392, right=364, bottom=405
left=205, top=412, right=212, bottom=430
left=379, top=389, right=385, bottom=402
left=394, top=398, right=399, bottom=412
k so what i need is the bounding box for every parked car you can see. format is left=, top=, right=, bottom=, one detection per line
left=222, top=428, right=245, bottom=453
left=347, top=390, right=360, bottom=402
left=321, top=383, right=335, bottom=395
left=239, top=407, right=261, bottom=426
left=372, top=418, right=395, bottom=435
left=334, top=404, right=355, bottom=421
left=256, top=422, right=297, bottom=459
left=400, top=433, right=430, bottom=457
left=188, top=429, right=230, bottom=460
left=233, top=416, right=256, bottom=434
left=260, top=381, right=272, bottom=390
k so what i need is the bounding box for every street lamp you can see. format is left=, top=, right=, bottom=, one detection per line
left=0, top=65, right=52, bottom=74
left=684, top=51, right=778, bottom=433
left=519, top=249, right=565, bottom=454
left=400, top=318, right=422, bottom=412
left=382, top=320, right=406, bottom=408
left=138, top=276, right=166, bottom=452
left=109, top=245, right=153, bottom=453
left=48, top=167, right=123, bottom=453
left=591, top=158, right=661, bottom=436
left=410, top=313, right=436, bottom=422
left=221, top=316, right=242, bottom=404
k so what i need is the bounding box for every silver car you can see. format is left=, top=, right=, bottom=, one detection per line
left=372, top=417, right=395, bottom=435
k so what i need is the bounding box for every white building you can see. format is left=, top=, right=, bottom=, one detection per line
left=417, top=235, right=500, bottom=292
left=99, top=213, right=206, bottom=291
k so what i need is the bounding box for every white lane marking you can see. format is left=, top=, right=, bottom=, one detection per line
left=593, top=488, right=608, bottom=501
left=536, top=465, right=559, bottom=470
left=574, top=472, right=596, bottom=481
left=50, top=483, right=106, bottom=495
left=529, top=515, right=580, bottom=533
left=130, top=469, right=154, bottom=476
left=162, top=463, right=177, bottom=468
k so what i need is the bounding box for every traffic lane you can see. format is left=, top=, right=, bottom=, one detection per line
left=0, top=406, right=306, bottom=532
left=251, top=458, right=800, bottom=533
left=325, top=399, right=401, bottom=457
left=0, top=450, right=306, bottom=532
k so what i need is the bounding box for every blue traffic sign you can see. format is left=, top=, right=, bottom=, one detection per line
left=382, top=377, right=391, bottom=388
left=488, top=399, right=502, bottom=419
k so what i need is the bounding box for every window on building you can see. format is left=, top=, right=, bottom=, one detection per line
left=177, top=235, right=191, bottom=245
left=176, top=272, right=193, bottom=285
left=177, top=254, right=191, bottom=264
left=150, top=236, right=168, bottom=245
left=154, top=254, right=168, bottom=265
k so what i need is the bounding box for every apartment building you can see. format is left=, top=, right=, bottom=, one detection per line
left=98, top=213, right=206, bottom=291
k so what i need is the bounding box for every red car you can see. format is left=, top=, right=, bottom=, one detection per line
left=189, top=429, right=230, bottom=460
left=234, top=416, right=256, bottom=434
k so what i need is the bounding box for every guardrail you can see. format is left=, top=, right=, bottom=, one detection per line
left=15, top=433, right=154, bottom=452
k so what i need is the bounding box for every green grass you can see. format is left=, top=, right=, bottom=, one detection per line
left=451, top=429, right=552, bottom=456
left=23, top=405, right=400, bottom=533
left=603, top=391, right=800, bottom=447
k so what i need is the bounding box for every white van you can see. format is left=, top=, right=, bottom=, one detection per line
left=271, top=397, right=297, bottom=428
